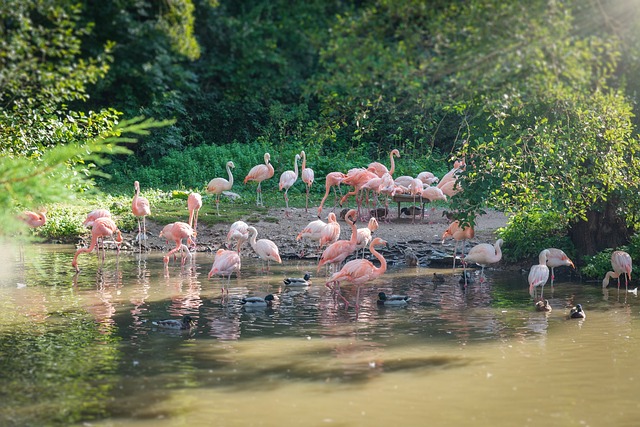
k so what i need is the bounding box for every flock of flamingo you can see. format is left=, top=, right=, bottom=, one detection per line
left=18, top=148, right=633, bottom=311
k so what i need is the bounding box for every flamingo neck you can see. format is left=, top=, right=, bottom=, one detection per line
left=227, top=164, right=234, bottom=186
left=389, top=151, right=396, bottom=175
left=293, top=156, right=299, bottom=176
left=301, top=152, right=306, bottom=170
left=370, top=243, right=387, bottom=273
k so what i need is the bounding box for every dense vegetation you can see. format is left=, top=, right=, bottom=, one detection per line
left=2, top=0, right=640, bottom=274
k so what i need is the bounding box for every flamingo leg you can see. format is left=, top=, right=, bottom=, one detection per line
left=216, top=195, right=221, bottom=216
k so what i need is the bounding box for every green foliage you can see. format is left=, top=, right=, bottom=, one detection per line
left=498, top=210, right=575, bottom=263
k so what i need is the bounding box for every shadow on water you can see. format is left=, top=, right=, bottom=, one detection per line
left=2, top=244, right=640, bottom=426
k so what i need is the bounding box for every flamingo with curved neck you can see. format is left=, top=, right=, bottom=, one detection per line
left=279, top=153, right=301, bottom=214
left=207, top=161, right=235, bottom=215
left=368, top=149, right=400, bottom=177
left=301, top=151, right=315, bottom=212
left=72, top=217, right=123, bottom=273
left=244, top=153, right=275, bottom=207
left=317, top=209, right=358, bottom=272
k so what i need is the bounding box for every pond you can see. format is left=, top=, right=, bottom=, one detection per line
left=1, top=243, right=639, bottom=426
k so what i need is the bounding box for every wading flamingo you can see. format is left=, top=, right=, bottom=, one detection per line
left=132, top=181, right=151, bottom=251
left=244, top=153, right=274, bottom=207
left=529, top=249, right=550, bottom=299
left=187, top=192, right=203, bottom=239
left=544, top=248, right=575, bottom=286
left=318, top=212, right=341, bottom=248
left=301, top=151, right=315, bottom=212
left=208, top=248, right=241, bottom=295
left=161, top=222, right=196, bottom=266
left=297, top=215, right=331, bottom=257
left=356, top=217, right=379, bottom=258
left=317, top=172, right=347, bottom=217
left=442, top=220, right=475, bottom=268
left=207, top=161, right=235, bottom=215
left=325, top=237, right=388, bottom=310
left=603, top=250, right=633, bottom=291
left=226, top=220, right=249, bottom=253
left=463, top=238, right=503, bottom=283
left=368, top=149, right=400, bottom=178
left=317, top=209, right=358, bottom=273
left=247, top=226, right=282, bottom=272
left=72, top=217, right=122, bottom=273
left=279, top=153, right=300, bottom=215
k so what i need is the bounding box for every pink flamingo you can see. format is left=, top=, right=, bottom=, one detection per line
left=325, top=237, right=388, bottom=310
left=72, top=217, right=123, bottom=273
left=317, top=171, right=347, bottom=217
left=442, top=220, right=475, bottom=268
left=132, top=181, right=151, bottom=250
left=20, top=210, right=47, bottom=228
left=356, top=217, right=379, bottom=258
left=208, top=248, right=241, bottom=295
left=340, top=168, right=378, bottom=218
left=301, top=151, right=315, bottom=212
left=368, top=149, right=400, bottom=177
left=317, top=209, right=358, bottom=273
left=318, top=212, right=341, bottom=248
left=544, top=248, right=575, bottom=286
left=226, top=220, right=249, bottom=253
left=421, top=186, right=447, bottom=221
left=82, top=209, right=110, bottom=227
left=463, top=238, right=503, bottom=284
left=417, top=171, right=439, bottom=185
left=161, top=222, right=196, bottom=265
left=187, top=192, right=203, bottom=235
left=603, top=250, right=633, bottom=291
left=297, top=216, right=331, bottom=256
left=406, top=178, right=424, bottom=223
left=247, top=226, right=282, bottom=271
left=279, top=153, right=300, bottom=215
left=528, top=249, right=550, bottom=299
left=437, top=159, right=465, bottom=192
left=207, top=161, right=235, bottom=215
left=244, top=153, right=274, bottom=207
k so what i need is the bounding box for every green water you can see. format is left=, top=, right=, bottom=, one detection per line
left=1, top=243, right=639, bottom=426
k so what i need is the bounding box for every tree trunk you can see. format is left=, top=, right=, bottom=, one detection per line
left=568, top=199, right=632, bottom=261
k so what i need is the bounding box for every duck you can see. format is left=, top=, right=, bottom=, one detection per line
left=241, top=294, right=275, bottom=308
left=569, top=304, right=586, bottom=319
left=283, top=273, right=311, bottom=287
left=535, top=299, right=552, bottom=312
left=401, top=206, right=423, bottom=217
left=432, top=272, right=446, bottom=284
left=459, top=271, right=475, bottom=285
left=152, top=315, right=195, bottom=330
left=377, top=292, right=411, bottom=306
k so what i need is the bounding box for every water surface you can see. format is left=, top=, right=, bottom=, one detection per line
left=1, top=244, right=639, bottom=426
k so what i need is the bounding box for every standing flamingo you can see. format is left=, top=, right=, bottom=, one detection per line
left=226, top=220, right=250, bottom=253
left=603, top=250, right=633, bottom=291
left=368, top=149, right=400, bottom=177
left=463, top=238, right=503, bottom=283
left=301, top=151, right=315, bottom=212
left=317, top=171, right=347, bottom=217
left=132, top=181, right=151, bottom=251
left=325, top=237, right=388, bottom=310
left=356, top=217, right=379, bottom=258
left=317, top=209, right=358, bottom=273
left=208, top=248, right=242, bottom=295
left=442, top=220, right=475, bottom=268
left=244, top=153, right=274, bottom=207
left=72, top=217, right=123, bottom=273
left=544, top=248, right=575, bottom=286
left=297, top=215, right=332, bottom=257
left=187, top=192, right=203, bottom=239
left=207, top=161, right=235, bottom=215
left=318, top=212, right=341, bottom=248
left=82, top=209, right=110, bottom=228
left=279, top=153, right=300, bottom=216
left=340, top=168, right=379, bottom=219
left=529, top=249, right=550, bottom=299
left=160, top=222, right=196, bottom=265
left=247, top=226, right=282, bottom=271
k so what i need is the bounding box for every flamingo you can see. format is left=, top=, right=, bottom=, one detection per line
left=317, top=209, right=358, bottom=273
left=340, top=168, right=378, bottom=218
left=226, top=220, right=250, bottom=253
left=244, top=153, right=275, bottom=207
left=296, top=215, right=332, bottom=256
left=528, top=249, right=550, bottom=299
left=368, top=149, right=400, bottom=177
left=356, top=217, right=379, bottom=258
left=72, top=217, right=122, bottom=273
left=602, top=250, right=633, bottom=291
left=159, top=223, right=192, bottom=264
left=421, top=186, right=447, bottom=220
left=437, top=159, right=465, bottom=193
left=187, top=192, right=203, bottom=239
left=279, top=153, right=301, bottom=215
left=406, top=178, right=424, bottom=223
left=417, top=171, right=439, bottom=185
left=208, top=248, right=242, bottom=295
left=544, top=248, right=575, bottom=286
left=393, top=175, right=416, bottom=188
left=463, top=238, right=503, bottom=283
left=318, top=212, right=341, bottom=248
left=317, top=171, right=347, bottom=217
left=325, top=237, right=388, bottom=310
left=132, top=180, right=151, bottom=251
left=247, top=226, right=282, bottom=271
left=160, top=222, right=195, bottom=265
left=442, top=220, right=475, bottom=268
left=82, top=209, right=110, bottom=228
left=207, top=161, right=235, bottom=215
left=301, top=151, right=315, bottom=212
